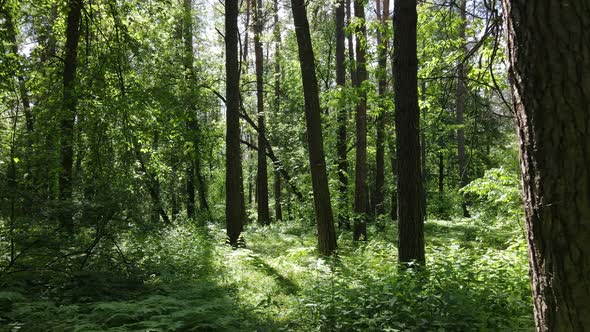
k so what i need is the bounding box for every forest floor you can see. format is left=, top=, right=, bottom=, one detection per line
left=1, top=217, right=534, bottom=331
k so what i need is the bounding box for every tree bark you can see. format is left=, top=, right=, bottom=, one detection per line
left=374, top=0, right=389, bottom=217
left=291, top=0, right=337, bottom=255
left=254, top=0, right=270, bottom=225
left=393, top=0, right=424, bottom=264
left=226, top=0, right=245, bottom=245
left=59, top=0, right=83, bottom=233
left=456, top=0, right=470, bottom=218
left=352, top=0, right=368, bottom=241
left=335, top=0, right=349, bottom=228
left=503, top=1, right=590, bottom=330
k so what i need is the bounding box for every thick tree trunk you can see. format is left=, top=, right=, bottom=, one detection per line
left=291, top=0, right=337, bottom=255
left=503, top=1, right=590, bottom=330
left=254, top=0, right=270, bottom=225
left=335, top=0, right=349, bottom=228
left=226, top=0, right=245, bottom=245
left=456, top=0, right=470, bottom=218
left=393, top=0, right=424, bottom=264
left=374, top=0, right=389, bottom=217
left=59, top=0, right=83, bottom=233
left=352, top=0, right=368, bottom=241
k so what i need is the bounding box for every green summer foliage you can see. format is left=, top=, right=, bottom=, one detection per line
left=1, top=217, right=532, bottom=331
left=1, top=0, right=533, bottom=330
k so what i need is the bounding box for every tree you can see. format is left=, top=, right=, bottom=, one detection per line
left=456, top=0, right=470, bottom=218
left=335, top=0, right=348, bottom=228
left=503, top=1, right=590, bottom=330
left=393, top=0, right=424, bottom=264
left=225, top=0, right=244, bottom=245
left=253, top=0, right=270, bottom=225
left=272, top=0, right=283, bottom=221
left=290, top=0, right=337, bottom=255
left=374, top=0, right=389, bottom=216
left=59, top=0, right=83, bottom=233
left=352, top=0, right=368, bottom=241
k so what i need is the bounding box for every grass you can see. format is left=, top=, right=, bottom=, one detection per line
left=0, top=216, right=534, bottom=331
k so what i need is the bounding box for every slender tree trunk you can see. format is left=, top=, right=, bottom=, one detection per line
left=346, top=0, right=356, bottom=86
left=456, top=0, right=470, bottom=218
left=335, top=0, right=349, bottom=228
left=352, top=0, right=368, bottom=241
left=273, top=0, right=283, bottom=221
left=59, top=0, right=83, bottom=233
left=374, top=0, right=389, bottom=217
left=291, top=0, right=337, bottom=255
left=226, top=0, right=245, bottom=245
left=393, top=0, right=424, bottom=264
left=183, top=0, right=197, bottom=219
left=503, top=1, right=590, bottom=330
left=254, top=0, right=270, bottom=225
left=388, top=138, right=398, bottom=221
left=421, top=80, right=427, bottom=219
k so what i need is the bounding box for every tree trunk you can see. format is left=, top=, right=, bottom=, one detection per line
left=421, top=80, right=427, bottom=219
left=291, top=0, right=337, bottom=255
left=374, top=0, right=389, bottom=217
left=254, top=0, right=270, bottom=225
left=346, top=0, right=356, bottom=86
left=393, top=0, right=424, bottom=264
left=59, top=0, right=83, bottom=233
left=352, top=0, right=368, bottom=241
left=335, top=0, right=349, bottom=228
left=503, top=1, right=590, bottom=330
left=456, top=0, right=470, bottom=218
left=226, top=0, right=245, bottom=245
left=273, top=0, right=283, bottom=222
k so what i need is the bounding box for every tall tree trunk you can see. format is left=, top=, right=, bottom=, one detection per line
left=388, top=138, right=398, bottom=221
left=352, top=0, right=368, bottom=241
left=503, top=1, right=590, bottom=330
left=346, top=0, right=356, bottom=86
left=226, top=0, right=245, bottom=245
left=183, top=0, right=196, bottom=219
left=421, top=80, right=427, bottom=219
left=59, top=0, right=83, bottom=233
left=456, top=0, right=470, bottom=218
left=254, top=0, right=270, bottom=225
left=393, top=0, right=424, bottom=264
left=335, top=0, right=349, bottom=228
left=290, top=0, right=337, bottom=255
left=273, top=0, right=283, bottom=221
left=374, top=0, right=389, bottom=217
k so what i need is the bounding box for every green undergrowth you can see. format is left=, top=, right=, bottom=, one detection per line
left=0, top=218, right=533, bottom=331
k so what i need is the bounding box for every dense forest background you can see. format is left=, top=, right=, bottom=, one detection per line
left=0, top=0, right=586, bottom=330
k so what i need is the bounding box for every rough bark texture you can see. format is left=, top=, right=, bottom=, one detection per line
left=59, top=0, right=83, bottom=233
left=335, top=0, right=349, bottom=228
left=254, top=0, right=270, bottom=225
left=456, top=0, right=470, bottom=218
left=393, top=0, right=424, bottom=264
left=291, top=0, right=337, bottom=255
left=503, top=1, right=590, bottom=330
left=225, top=0, right=244, bottom=245
left=352, top=0, right=368, bottom=241
left=375, top=0, right=389, bottom=216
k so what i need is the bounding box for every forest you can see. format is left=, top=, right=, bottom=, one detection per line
left=0, top=0, right=588, bottom=331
